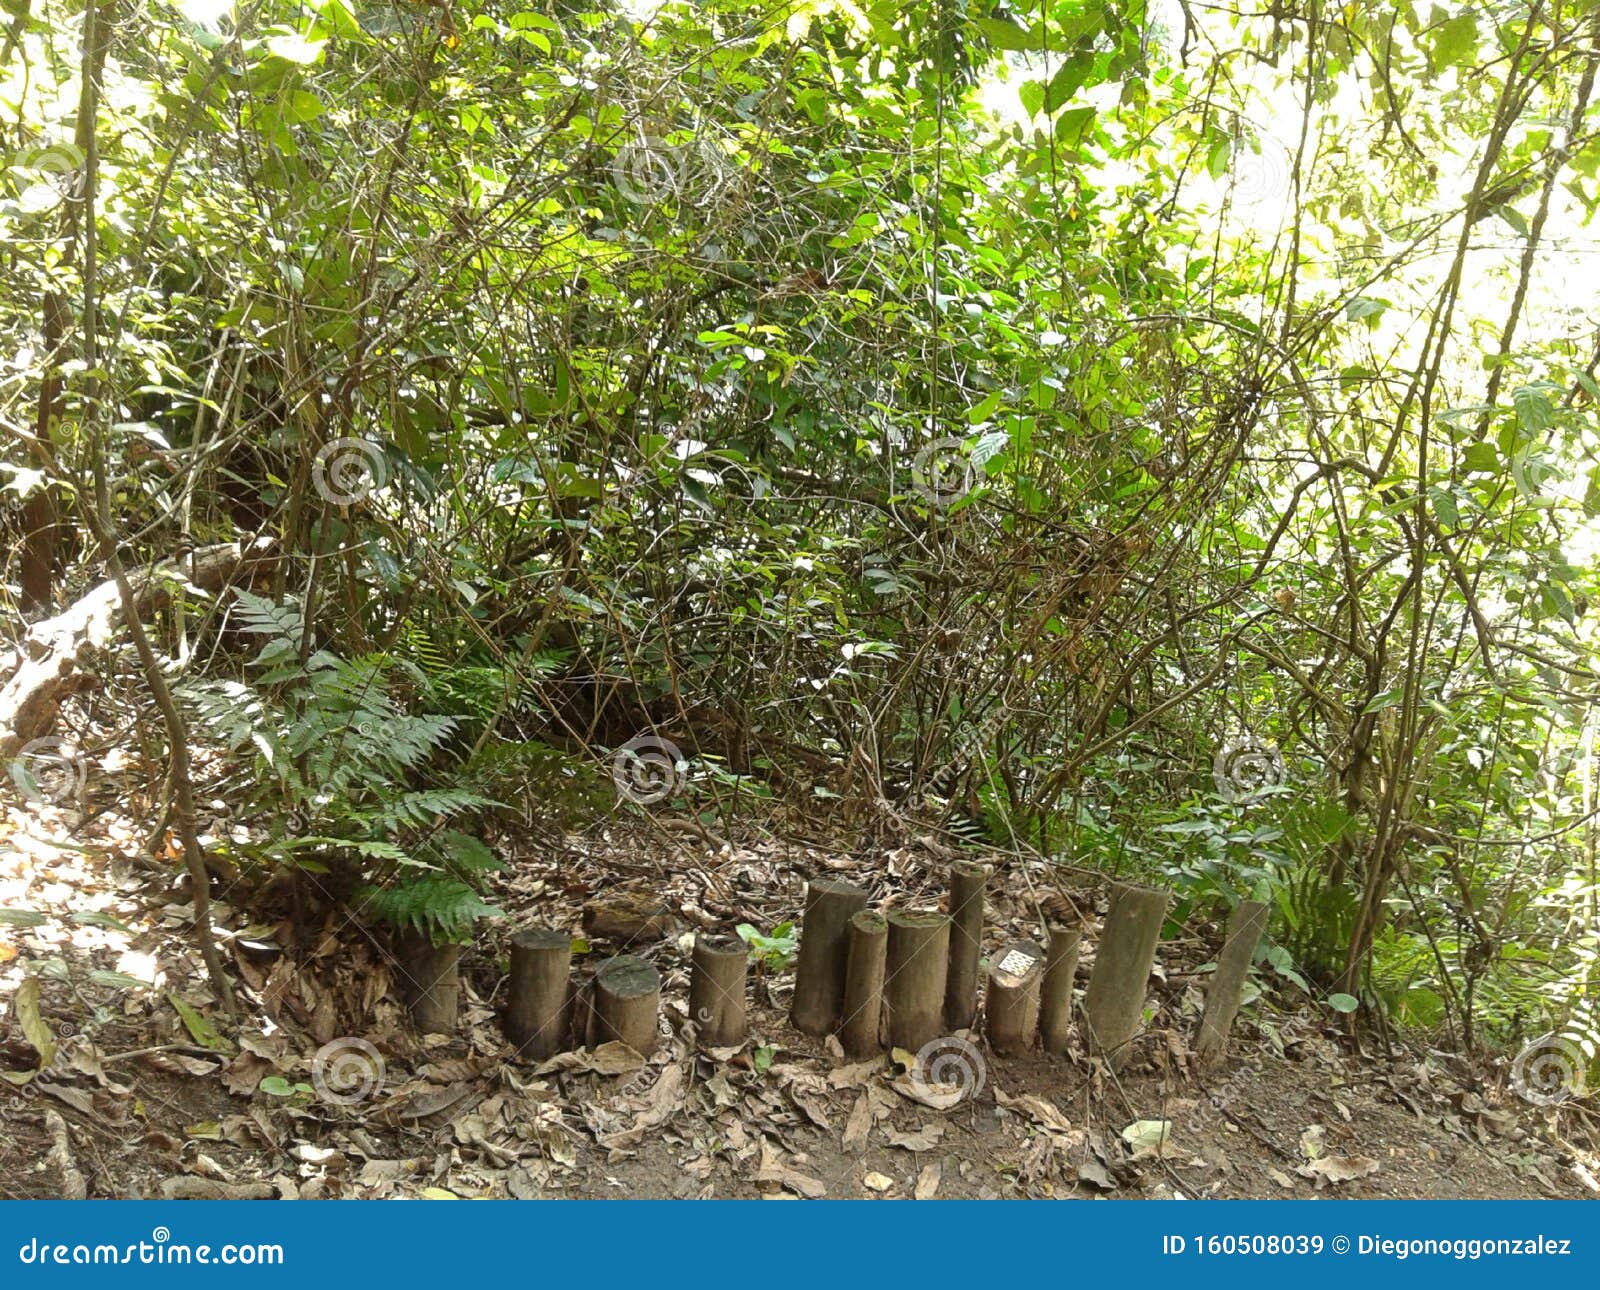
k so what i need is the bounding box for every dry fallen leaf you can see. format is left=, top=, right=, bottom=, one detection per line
left=914, top=1162, right=942, bottom=1199
left=755, top=1143, right=827, bottom=1199
left=1298, top=1155, right=1380, bottom=1188
left=885, top=1123, right=945, bottom=1152
left=842, top=1090, right=873, bottom=1150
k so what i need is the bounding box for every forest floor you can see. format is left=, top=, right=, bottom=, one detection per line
left=1, top=791, right=1597, bottom=1201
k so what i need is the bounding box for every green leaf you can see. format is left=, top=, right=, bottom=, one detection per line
left=0, top=909, right=48, bottom=927
left=1327, top=993, right=1359, bottom=1014
left=1512, top=384, right=1553, bottom=432
left=168, top=992, right=235, bottom=1053
left=1428, top=12, right=1479, bottom=70
left=1043, top=52, right=1096, bottom=114
left=972, top=17, right=1035, bottom=51
left=14, top=977, right=55, bottom=1072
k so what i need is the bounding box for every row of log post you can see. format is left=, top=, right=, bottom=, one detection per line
left=787, top=869, right=1259, bottom=1070
left=398, top=876, right=1266, bottom=1074
left=789, top=868, right=1173, bottom=1067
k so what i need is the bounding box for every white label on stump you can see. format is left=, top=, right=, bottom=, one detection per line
left=996, top=948, right=1036, bottom=976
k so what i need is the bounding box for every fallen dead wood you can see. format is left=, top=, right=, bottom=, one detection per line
left=0, top=539, right=270, bottom=760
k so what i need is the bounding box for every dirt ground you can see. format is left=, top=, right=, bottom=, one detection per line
left=2, top=802, right=1596, bottom=1201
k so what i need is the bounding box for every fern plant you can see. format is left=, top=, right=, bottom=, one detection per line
left=181, top=589, right=504, bottom=945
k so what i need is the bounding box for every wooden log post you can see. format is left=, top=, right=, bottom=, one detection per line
left=1195, top=900, right=1269, bottom=1067
left=1039, top=922, right=1083, bottom=1055
left=885, top=911, right=951, bottom=1052
left=689, top=933, right=748, bottom=1048
left=943, top=861, right=987, bottom=1031
left=985, top=939, right=1045, bottom=1056
left=790, top=878, right=868, bottom=1036
left=838, top=910, right=888, bottom=1057
left=1082, top=882, right=1168, bottom=1070
left=592, top=955, right=662, bottom=1056
left=504, top=928, right=573, bottom=1061
left=397, top=931, right=461, bottom=1035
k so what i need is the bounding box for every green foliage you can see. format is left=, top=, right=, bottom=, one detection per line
left=736, top=921, right=799, bottom=972
left=6, top=0, right=1600, bottom=1054
left=181, top=590, right=503, bottom=945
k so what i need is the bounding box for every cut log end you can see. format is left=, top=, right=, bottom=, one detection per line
left=885, top=910, right=951, bottom=1053
left=689, top=933, right=749, bottom=1048
left=790, top=877, right=869, bottom=1037
left=838, top=909, right=888, bottom=1057
left=985, top=939, right=1044, bottom=1056
left=593, top=954, right=662, bottom=1056
left=505, top=927, right=574, bottom=1061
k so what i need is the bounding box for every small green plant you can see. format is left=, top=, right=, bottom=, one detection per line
left=736, top=920, right=798, bottom=971
left=182, top=589, right=504, bottom=946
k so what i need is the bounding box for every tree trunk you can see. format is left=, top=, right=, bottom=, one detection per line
left=838, top=909, right=887, bottom=1057
left=985, top=939, right=1044, bottom=1056
left=885, top=911, right=950, bottom=1052
left=505, top=928, right=573, bottom=1060
left=1083, top=882, right=1167, bottom=1070
left=943, top=861, right=987, bottom=1031
left=398, top=931, right=461, bottom=1035
left=593, top=955, right=662, bottom=1056
left=689, top=933, right=747, bottom=1048
left=1039, top=922, right=1082, bottom=1055
left=1195, top=900, right=1268, bottom=1067
left=790, top=878, right=868, bottom=1036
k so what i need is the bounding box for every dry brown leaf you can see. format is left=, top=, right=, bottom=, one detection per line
left=996, top=1089, right=1074, bottom=1136
left=826, top=1058, right=883, bottom=1090
left=220, top=1052, right=275, bottom=1096
left=598, top=1061, right=685, bottom=1149
left=533, top=1042, right=643, bottom=1078
left=754, top=1143, right=827, bottom=1198
left=842, top=1091, right=873, bottom=1150
left=885, top=1123, right=945, bottom=1152
left=1298, top=1155, right=1379, bottom=1188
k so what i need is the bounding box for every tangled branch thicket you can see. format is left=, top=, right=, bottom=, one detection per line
left=2, top=0, right=1598, bottom=1067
